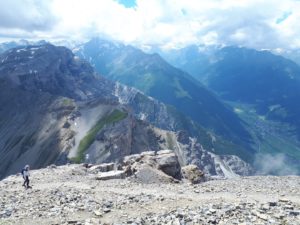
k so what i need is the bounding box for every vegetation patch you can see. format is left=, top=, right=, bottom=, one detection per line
left=71, top=109, right=127, bottom=163
left=62, top=98, right=73, bottom=106
left=173, top=78, right=192, bottom=99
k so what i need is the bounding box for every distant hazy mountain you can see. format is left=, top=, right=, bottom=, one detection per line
left=157, top=45, right=217, bottom=79
left=74, top=39, right=253, bottom=154
left=166, top=46, right=300, bottom=136
left=0, top=40, right=27, bottom=54
left=276, top=49, right=300, bottom=66
left=161, top=45, right=300, bottom=173
left=0, top=40, right=49, bottom=54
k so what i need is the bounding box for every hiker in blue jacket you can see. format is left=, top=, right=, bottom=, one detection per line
left=21, top=165, right=31, bottom=189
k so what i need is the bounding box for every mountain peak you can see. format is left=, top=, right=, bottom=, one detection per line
left=0, top=44, right=115, bottom=101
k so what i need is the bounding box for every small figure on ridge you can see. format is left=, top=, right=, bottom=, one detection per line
left=21, top=165, right=31, bottom=189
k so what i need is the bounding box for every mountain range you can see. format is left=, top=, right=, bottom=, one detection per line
left=0, top=43, right=253, bottom=179
left=74, top=39, right=254, bottom=156
left=1, top=39, right=300, bottom=176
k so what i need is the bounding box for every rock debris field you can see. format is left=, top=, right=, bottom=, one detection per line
left=0, top=164, right=299, bottom=225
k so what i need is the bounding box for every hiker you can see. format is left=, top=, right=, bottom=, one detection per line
left=21, top=165, right=31, bottom=189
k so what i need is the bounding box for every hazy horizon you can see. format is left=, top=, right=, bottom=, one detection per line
left=0, top=0, right=300, bottom=50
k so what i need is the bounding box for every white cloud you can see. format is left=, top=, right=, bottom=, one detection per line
left=1, top=0, right=300, bottom=50
left=0, top=0, right=56, bottom=31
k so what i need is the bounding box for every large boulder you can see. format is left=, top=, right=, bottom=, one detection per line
left=134, top=164, right=176, bottom=184
left=122, top=150, right=182, bottom=182
left=181, top=165, right=205, bottom=184
left=156, top=150, right=181, bottom=179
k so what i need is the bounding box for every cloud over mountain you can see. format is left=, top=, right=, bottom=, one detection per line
left=0, top=0, right=56, bottom=38
left=0, top=0, right=300, bottom=50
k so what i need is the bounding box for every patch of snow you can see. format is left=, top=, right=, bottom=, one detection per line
left=234, top=108, right=243, bottom=113
left=269, top=104, right=281, bottom=112
left=102, top=43, right=112, bottom=49
left=148, top=96, right=154, bottom=101
left=208, top=132, right=216, bottom=143
left=285, top=67, right=295, bottom=79
left=3, top=56, right=8, bottom=62
left=138, top=113, right=147, bottom=121
left=29, top=47, right=40, bottom=51
left=16, top=48, right=26, bottom=53
left=72, top=47, right=80, bottom=53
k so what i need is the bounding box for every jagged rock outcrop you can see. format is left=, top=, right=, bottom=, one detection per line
left=122, top=150, right=181, bottom=182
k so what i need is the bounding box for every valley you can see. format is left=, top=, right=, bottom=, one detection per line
left=160, top=45, right=300, bottom=174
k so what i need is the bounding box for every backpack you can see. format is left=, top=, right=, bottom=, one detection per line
left=21, top=168, right=26, bottom=176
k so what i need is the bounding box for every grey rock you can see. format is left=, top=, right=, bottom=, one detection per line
left=181, top=165, right=205, bottom=184
left=156, top=152, right=181, bottom=179
left=95, top=170, right=126, bottom=180
left=89, top=163, right=115, bottom=172
left=289, top=211, right=300, bottom=216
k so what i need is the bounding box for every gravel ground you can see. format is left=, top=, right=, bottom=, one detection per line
left=0, top=164, right=299, bottom=225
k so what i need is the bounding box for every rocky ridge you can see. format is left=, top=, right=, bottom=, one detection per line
left=0, top=163, right=299, bottom=225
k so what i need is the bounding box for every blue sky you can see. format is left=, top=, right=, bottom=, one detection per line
left=0, top=0, right=299, bottom=50
left=117, top=0, right=136, bottom=8
left=276, top=11, right=292, bottom=24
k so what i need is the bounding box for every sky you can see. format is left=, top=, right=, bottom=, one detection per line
left=0, top=0, right=300, bottom=50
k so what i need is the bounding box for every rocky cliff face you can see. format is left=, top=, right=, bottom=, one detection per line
left=0, top=44, right=117, bottom=178
left=0, top=44, right=253, bottom=179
